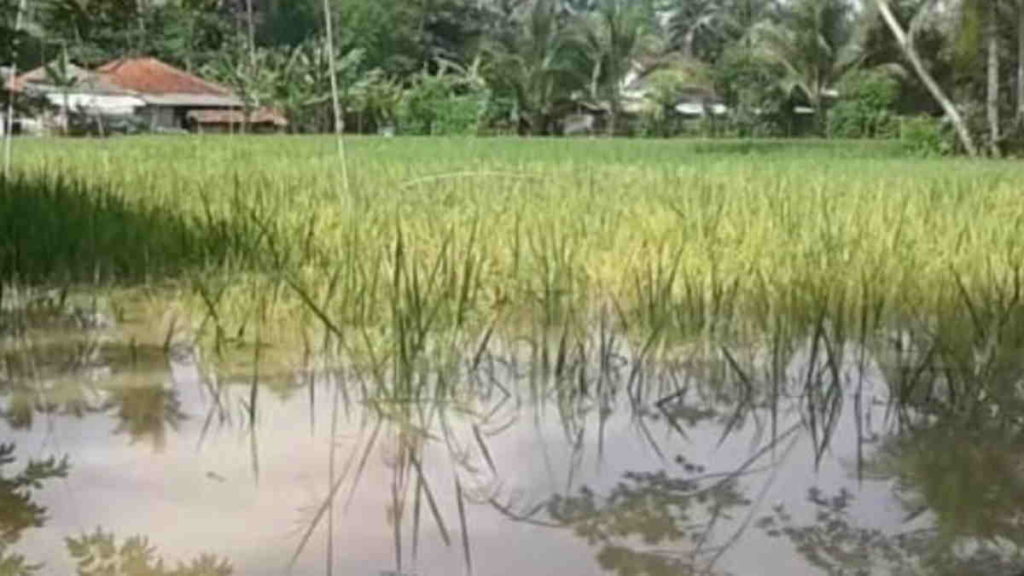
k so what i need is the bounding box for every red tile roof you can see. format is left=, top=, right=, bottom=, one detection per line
left=11, top=63, right=131, bottom=94
left=97, top=57, right=232, bottom=96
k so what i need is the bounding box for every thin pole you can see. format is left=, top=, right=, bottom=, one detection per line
left=243, top=0, right=257, bottom=133
left=245, top=0, right=257, bottom=68
left=3, top=0, right=29, bottom=179
left=322, top=0, right=349, bottom=194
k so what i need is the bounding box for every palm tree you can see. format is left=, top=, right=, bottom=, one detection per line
left=754, top=0, right=860, bottom=135
left=481, top=0, right=585, bottom=134
left=958, top=0, right=1007, bottom=154
left=667, top=0, right=731, bottom=61
left=576, top=0, right=653, bottom=134
left=1018, top=0, right=1024, bottom=126
left=957, top=0, right=1005, bottom=155
left=45, top=45, right=79, bottom=135
left=985, top=0, right=1000, bottom=156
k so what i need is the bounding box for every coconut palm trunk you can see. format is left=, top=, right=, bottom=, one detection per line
left=987, top=0, right=1001, bottom=156
left=1017, top=0, right=1024, bottom=124
left=874, top=0, right=979, bottom=156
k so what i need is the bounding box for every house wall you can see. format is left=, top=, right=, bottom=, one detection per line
left=142, top=106, right=178, bottom=130
left=44, top=93, right=144, bottom=116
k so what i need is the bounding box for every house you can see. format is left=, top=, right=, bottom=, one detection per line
left=11, top=63, right=147, bottom=133
left=96, top=58, right=243, bottom=131
left=7, top=57, right=285, bottom=134
left=186, top=108, right=288, bottom=134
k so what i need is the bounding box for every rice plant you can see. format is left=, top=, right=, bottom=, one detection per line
left=3, top=135, right=1023, bottom=376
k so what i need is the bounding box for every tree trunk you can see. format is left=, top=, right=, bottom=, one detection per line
left=246, top=0, right=257, bottom=68
left=1017, top=0, right=1024, bottom=123
left=987, top=0, right=1002, bottom=156
left=684, top=28, right=697, bottom=60
left=63, top=91, right=71, bottom=136
left=814, top=92, right=828, bottom=138
left=874, top=0, right=980, bottom=156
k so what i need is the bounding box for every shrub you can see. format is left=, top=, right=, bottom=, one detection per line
left=899, top=116, right=955, bottom=156
left=398, top=66, right=489, bottom=136
left=830, top=69, right=900, bottom=139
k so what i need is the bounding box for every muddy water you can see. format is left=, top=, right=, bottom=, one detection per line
left=3, top=322, right=1024, bottom=575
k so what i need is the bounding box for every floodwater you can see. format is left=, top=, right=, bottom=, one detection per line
left=3, top=310, right=1024, bottom=575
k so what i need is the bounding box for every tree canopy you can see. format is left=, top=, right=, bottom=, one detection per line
left=3, top=0, right=1024, bottom=153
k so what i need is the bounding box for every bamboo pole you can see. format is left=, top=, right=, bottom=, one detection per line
left=322, top=0, right=350, bottom=195
left=3, top=0, right=29, bottom=179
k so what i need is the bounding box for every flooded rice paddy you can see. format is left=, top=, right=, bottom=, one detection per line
left=5, top=137, right=1024, bottom=574
left=3, top=301, right=1023, bottom=576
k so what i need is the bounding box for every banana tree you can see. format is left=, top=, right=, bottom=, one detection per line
left=203, top=41, right=277, bottom=132
left=272, top=40, right=365, bottom=132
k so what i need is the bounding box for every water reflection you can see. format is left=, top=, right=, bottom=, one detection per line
left=0, top=443, right=67, bottom=575
left=536, top=470, right=748, bottom=576
left=66, top=530, right=232, bottom=576
left=107, top=385, right=186, bottom=451
left=4, top=302, right=1024, bottom=574
left=0, top=331, right=187, bottom=452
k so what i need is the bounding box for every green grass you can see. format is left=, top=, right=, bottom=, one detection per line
left=2, top=135, right=1022, bottom=368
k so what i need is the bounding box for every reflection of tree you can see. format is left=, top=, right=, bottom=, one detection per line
left=761, top=487, right=1024, bottom=576
left=502, top=467, right=750, bottom=576
left=0, top=336, right=186, bottom=453
left=107, top=386, right=187, bottom=451
left=762, top=420, right=1024, bottom=575
left=0, top=443, right=69, bottom=576
left=872, top=424, right=1024, bottom=548
left=66, top=529, right=232, bottom=576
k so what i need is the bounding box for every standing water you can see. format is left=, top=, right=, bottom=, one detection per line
left=2, top=303, right=1023, bottom=576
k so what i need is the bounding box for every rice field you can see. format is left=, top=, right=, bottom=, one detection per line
left=4, top=136, right=1024, bottom=575
left=2, top=135, right=1023, bottom=364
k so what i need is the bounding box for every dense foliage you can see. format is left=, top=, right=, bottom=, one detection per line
left=3, top=0, right=1024, bottom=153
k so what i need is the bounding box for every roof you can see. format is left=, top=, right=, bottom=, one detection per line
left=12, top=63, right=134, bottom=95
left=186, top=108, right=288, bottom=127
left=97, top=57, right=233, bottom=96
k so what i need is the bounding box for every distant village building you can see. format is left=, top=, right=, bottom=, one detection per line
left=96, top=58, right=243, bottom=131
left=186, top=108, right=288, bottom=134
left=6, top=57, right=286, bottom=135
left=12, top=63, right=146, bottom=133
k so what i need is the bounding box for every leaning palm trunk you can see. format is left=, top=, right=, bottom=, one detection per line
left=987, top=0, right=1001, bottom=156
left=874, top=0, right=979, bottom=156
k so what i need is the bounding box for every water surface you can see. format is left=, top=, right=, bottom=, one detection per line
left=3, top=310, right=1024, bottom=576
